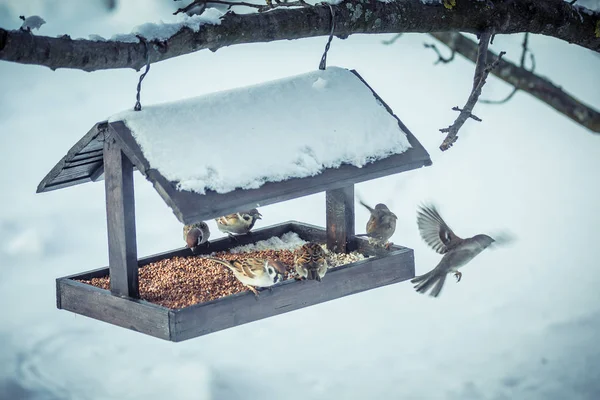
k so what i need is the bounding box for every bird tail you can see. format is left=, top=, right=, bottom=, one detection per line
left=411, top=269, right=447, bottom=298
left=203, top=257, right=234, bottom=271
left=359, top=200, right=374, bottom=213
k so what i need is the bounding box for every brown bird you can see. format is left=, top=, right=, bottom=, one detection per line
left=356, top=201, right=397, bottom=248
left=215, top=209, right=262, bottom=239
left=294, top=243, right=328, bottom=282
left=205, top=257, right=286, bottom=296
left=411, top=204, right=495, bottom=297
left=183, top=222, right=210, bottom=251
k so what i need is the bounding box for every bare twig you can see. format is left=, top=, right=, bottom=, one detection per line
left=381, top=33, right=403, bottom=45
left=481, top=32, right=534, bottom=104
left=439, top=30, right=506, bottom=151
left=430, top=31, right=600, bottom=134
left=452, top=106, right=482, bottom=121
left=424, top=42, right=456, bottom=64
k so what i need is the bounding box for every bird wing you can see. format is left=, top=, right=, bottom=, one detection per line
left=365, top=214, right=378, bottom=235
left=417, top=204, right=462, bottom=254
left=216, top=214, right=238, bottom=226
left=233, top=259, right=259, bottom=279
left=359, top=200, right=375, bottom=214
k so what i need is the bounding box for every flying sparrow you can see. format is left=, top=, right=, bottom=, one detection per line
left=355, top=201, right=397, bottom=248
left=294, top=243, right=328, bottom=282
left=204, top=257, right=286, bottom=296
left=411, top=204, right=495, bottom=297
left=215, top=209, right=262, bottom=239
left=183, top=222, right=210, bottom=251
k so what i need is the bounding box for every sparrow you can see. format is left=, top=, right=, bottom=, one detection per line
left=411, top=204, right=495, bottom=297
left=294, top=243, right=328, bottom=282
left=204, top=257, right=286, bottom=296
left=183, top=222, right=210, bottom=251
left=355, top=201, right=397, bottom=248
left=215, top=209, right=262, bottom=239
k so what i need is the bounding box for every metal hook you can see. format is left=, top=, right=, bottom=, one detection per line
left=319, top=3, right=335, bottom=71
left=134, top=36, right=151, bottom=111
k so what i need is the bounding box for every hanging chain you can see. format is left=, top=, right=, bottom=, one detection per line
left=134, top=36, right=151, bottom=111
left=318, top=3, right=335, bottom=71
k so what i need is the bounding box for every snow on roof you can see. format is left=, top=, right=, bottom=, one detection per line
left=108, top=67, right=411, bottom=195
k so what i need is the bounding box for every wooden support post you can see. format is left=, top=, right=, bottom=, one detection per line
left=326, top=185, right=355, bottom=253
left=104, top=136, right=139, bottom=298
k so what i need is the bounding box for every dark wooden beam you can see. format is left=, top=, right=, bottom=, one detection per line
left=104, top=135, right=139, bottom=298
left=326, top=185, right=355, bottom=253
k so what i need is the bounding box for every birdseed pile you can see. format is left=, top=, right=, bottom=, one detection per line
left=78, top=233, right=368, bottom=309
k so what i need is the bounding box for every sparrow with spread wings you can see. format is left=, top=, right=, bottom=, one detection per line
left=411, top=204, right=496, bottom=297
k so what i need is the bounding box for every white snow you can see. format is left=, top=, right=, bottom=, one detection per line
left=109, top=10, right=223, bottom=43
left=2, top=2, right=600, bottom=400
left=227, top=232, right=307, bottom=254
left=19, top=15, right=46, bottom=31
left=109, top=67, right=411, bottom=194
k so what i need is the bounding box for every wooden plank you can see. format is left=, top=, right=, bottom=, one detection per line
left=64, top=155, right=104, bottom=168
left=171, top=245, right=414, bottom=342
left=57, top=279, right=172, bottom=340
left=326, top=185, right=355, bottom=253
left=104, top=135, right=139, bottom=298
left=37, top=122, right=107, bottom=193
left=90, top=164, right=105, bottom=182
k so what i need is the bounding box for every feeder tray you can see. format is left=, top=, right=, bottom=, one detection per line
left=38, top=67, right=432, bottom=342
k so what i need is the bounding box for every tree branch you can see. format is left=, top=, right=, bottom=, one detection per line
left=0, top=0, right=598, bottom=72
left=481, top=32, right=534, bottom=104
left=439, top=30, right=505, bottom=151
left=430, top=31, right=600, bottom=134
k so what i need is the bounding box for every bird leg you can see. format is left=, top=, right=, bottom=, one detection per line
left=385, top=241, right=394, bottom=250
left=228, top=233, right=239, bottom=242
left=454, top=271, right=462, bottom=283
left=246, top=285, right=260, bottom=298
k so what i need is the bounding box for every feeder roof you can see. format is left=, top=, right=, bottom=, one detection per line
left=38, top=68, right=431, bottom=224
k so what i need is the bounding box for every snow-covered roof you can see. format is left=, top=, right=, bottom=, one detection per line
left=38, top=67, right=431, bottom=224
left=109, top=67, right=412, bottom=195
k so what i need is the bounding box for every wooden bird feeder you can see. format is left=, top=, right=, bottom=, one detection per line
left=37, top=67, right=432, bottom=342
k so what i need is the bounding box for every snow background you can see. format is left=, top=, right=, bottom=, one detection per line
left=1, top=0, right=600, bottom=399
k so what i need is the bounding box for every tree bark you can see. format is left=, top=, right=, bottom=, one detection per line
left=1, top=0, right=598, bottom=72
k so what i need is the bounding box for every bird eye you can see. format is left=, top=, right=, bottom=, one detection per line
left=268, top=267, right=274, bottom=275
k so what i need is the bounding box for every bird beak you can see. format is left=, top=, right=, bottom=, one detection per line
left=256, top=213, right=262, bottom=219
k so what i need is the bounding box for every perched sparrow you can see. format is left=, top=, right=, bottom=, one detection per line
left=183, top=222, right=210, bottom=250
left=205, top=257, right=286, bottom=296
left=294, top=243, right=328, bottom=282
left=355, top=201, right=397, bottom=248
left=411, top=204, right=495, bottom=297
left=215, top=209, right=262, bottom=238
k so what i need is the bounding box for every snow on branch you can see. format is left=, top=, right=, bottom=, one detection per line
left=438, top=30, right=505, bottom=151
left=0, top=0, right=599, bottom=72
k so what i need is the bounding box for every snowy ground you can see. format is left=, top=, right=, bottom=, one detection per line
left=1, top=1, right=600, bottom=399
